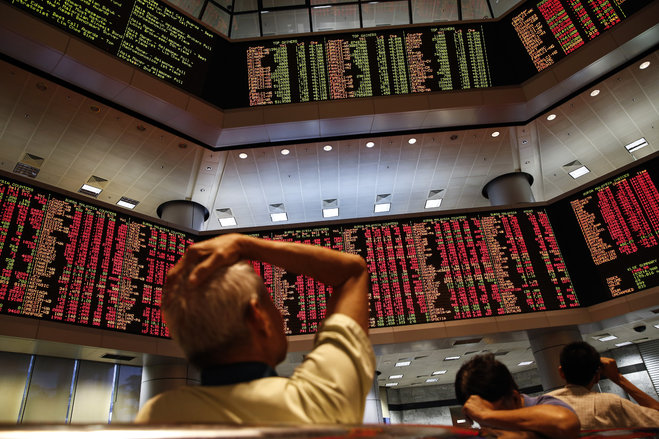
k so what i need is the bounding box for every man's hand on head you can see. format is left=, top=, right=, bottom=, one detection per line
left=463, top=395, right=496, bottom=426
left=599, top=357, right=622, bottom=384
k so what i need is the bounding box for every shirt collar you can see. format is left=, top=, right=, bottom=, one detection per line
left=201, top=362, right=278, bottom=386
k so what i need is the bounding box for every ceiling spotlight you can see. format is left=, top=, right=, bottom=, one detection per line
left=569, top=165, right=590, bottom=179
left=374, top=203, right=391, bottom=213
left=491, top=131, right=500, bottom=137
left=281, top=149, right=290, bottom=155
left=590, top=89, right=600, bottom=97
left=546, top=114, right=557, bottom=121
left=518, top=361, right=534, bottom=366
left=425, top=199, right=442, bottom=209
left=639, top=61, right=650, bottom=70
left=366, top=141, right=375, bottom=148
left=238, top=152, right=248, bottom=159
left=395, top=361, right=411, bottom=367
left=322, top=208, right=339, bottom=218
left=323, top=145, right=332, bottom=151
left=625, top=138, right=648, bottom=153
left=432, top=370, right=447, bottom=375
left=270, top=212, right=288, bottom=222
left=408, top=138, right=417, bottom=144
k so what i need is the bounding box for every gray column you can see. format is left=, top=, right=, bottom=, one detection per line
left=527, top=326, right=582, bottom=391
left=157, top=200, right=209, bottom=231
left=482, top=172, right=535, bottom=206
left=362, top=377, right=384, bottom=423
left=139, top=354, right=200, bottom=408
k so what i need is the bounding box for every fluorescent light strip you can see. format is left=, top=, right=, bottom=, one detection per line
left=81, top=184, right=102, bottom=194
left=432, top=370, right=447, bottom=375
left=598, top=335, right=617, bottom=342
left=270, top=212, right=288, bottom=222
left=388, top=374, right=403, bottom=379
left=374, top=203, right=390, bottom=213
left=395, top=361, right=410, bottom=367
left=625, top=138, right=648, bottom=153
left=117, top=200, right=137, bottom=209
left=425, top=199, right=442, bottom=209
left=219, top=217, right=237, bottom=227
left=569, top=166, right=590, bottom=179
left=322, top=208, right=339, bottom=218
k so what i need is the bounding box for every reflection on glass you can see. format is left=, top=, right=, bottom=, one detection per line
left=412, top=0, right=458, bottom=23
left=22, top=356, right=75, bottom=423
left=234, top=0, right=258, bottom=12
left=262, top=0, right=306, bottom=7
left=203, top=2, right=231, bottom=35
left=213, top=0, right=233, bottom=9
left=461, top=0, right=492, bottom=19
left=310, top=0, right=354, bottom=4
left=489, top=0, right=523, bottom=17
left=167, top=0, right=203, bottom=17
left=0, top=352, right=32, bottom=422
left=361, top=1, right=410, bottom=28
left=312, top=4, right=359, bottom=32
left=231, top=12, right=261, bottom=38
left=261, top=9, right=310, bottom=35
left=70, top=361, right=115, bottom=423
left=110, top=366, right=143, bottom=423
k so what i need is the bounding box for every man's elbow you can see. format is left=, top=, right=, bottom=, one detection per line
left=554, top=411, right=580, bottom=439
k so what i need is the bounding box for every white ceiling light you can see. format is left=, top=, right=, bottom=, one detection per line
left=546, top=114, right=557, bottom=121
left=385, top=382, right=398, bottom=387
left=444, top=356, right=461, bottom=361
left=322, top=208, right=339, bottom=218
left=281, top=149, right=290, bottom=155
left=518, top=361, right=534, bottom=366
left=80, top=184, right=102, bottom=195
left=615, top=341, right=633, bottom=347
left=569, top=165, right=590, bottom=179
left=238, top=152, right=248, bottom=159
left=425, top=378, right=438, bottom=383
left=389, top=374, right=403, bottom=379
left=425, top=199, right=442, bottom=209
left=270, top=212, right=288, bottom=222
left=366, top=141, right=375, bottom=148
left=597, top=334, right=617, bottom=342
left=432, top=370, right=447, bottom=375
left=590, top=89, right=600, bottom=97
left=219, top=217, right=237, bottom=227
left=323, top=145, right=332, bottom=151
left=639, top=61, right=650, bottom=69
left=117, top=197, right=139, bottom=209
left=491, top=131, right=500, bottom=137
left=395, top=361, right=411, bottom=367
left=408, top=138, right=417, bottom=144
left=374, top=203, right=391, bottom=213
left=625, top=138, right=648, bottom=153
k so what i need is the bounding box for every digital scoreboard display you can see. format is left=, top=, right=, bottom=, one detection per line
left=550, top=156, right=659, bottom=305
left=0, top=178, right=194, bottom=337
left=2, top=0, right=652, bottom=108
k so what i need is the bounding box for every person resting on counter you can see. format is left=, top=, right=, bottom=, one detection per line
left=135, top=233, right=375, bottom=424
left=455, top=353, right=580, bottom=438
left=548, top=341, right=659, bottom=429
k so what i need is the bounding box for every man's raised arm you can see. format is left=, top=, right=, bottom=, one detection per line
left=169, top=233, right=370, bottom=331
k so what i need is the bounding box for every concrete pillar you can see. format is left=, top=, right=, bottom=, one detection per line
left=139, top=354, right=200, bottom=408
left=482, top=172, right=535, bottom=206
left=362, top=377, right=384, bottom=423
left=157, top=200, right=209, bottom=231
left=527, top=326, right=582, bottom=391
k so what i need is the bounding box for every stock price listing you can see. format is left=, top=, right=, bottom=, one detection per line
left=248, top=209, right=578, bottom=335
left=552, top=158, right=659, bottom=303
left=0, top=177, right=194, bottom=337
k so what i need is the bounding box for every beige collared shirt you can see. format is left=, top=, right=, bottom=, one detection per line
left=135, top=313, right=376, bottom=424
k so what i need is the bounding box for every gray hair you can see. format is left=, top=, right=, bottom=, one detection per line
left=162, top=261, right=267, bottom=367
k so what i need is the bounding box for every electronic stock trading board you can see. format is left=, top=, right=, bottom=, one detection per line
left=1, top=155, right=657, bottom=338
left=2, top=0, right=652, bottom=108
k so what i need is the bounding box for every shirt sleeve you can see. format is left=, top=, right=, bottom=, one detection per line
left=287, top=313, right=376, bottom=424
left=530, top=394, right=577, bottom=413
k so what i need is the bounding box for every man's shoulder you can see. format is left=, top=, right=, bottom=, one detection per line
left=523, top=393, right=576, bottom=412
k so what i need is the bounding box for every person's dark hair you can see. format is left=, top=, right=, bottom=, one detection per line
left=559, top=341, right=601, bottom=386
left=455, top=354, right=518, bottom=405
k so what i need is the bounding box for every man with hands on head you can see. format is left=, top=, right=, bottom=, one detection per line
left=135, top=233, right=375, bottom=424
left=455, top=354, right=580, bottom=438
left=549, top=341, right=659, bottom=428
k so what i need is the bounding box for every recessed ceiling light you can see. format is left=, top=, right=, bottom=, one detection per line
left=408, top=138, right=417, bottom=144
left=270, top=212, right=288, bottom=222
left=281, top=149, right=290, bottom=155
left=569, top=165, right=590, bottom=179
left=366, top=141, right=375, bottom=148
left=491, top=131, right=500, bottom=137
left=615, top=341, right=633, bottom=347
left=625, top=138, right=648, bottom=153
left=80, top=184, right=102, bottom=195
left=590, top=89, right=600, bottom=97
left=238, top=153, right=248, bottom=159
left=323, top=145, right=332, bottom=151
left=654, top=324, right=659, bottom=329
left=374, top=203, right=391, bottom=213
left=639, top=61, right=650, bottom=69
left=117, top=197, right=139, bottom=209
left=395, top=361, right=411, bottom=367
left=389, top=374, right=403, bottom=379
left=444, top=356, right=461, bottom=361
left=432, top=370, right=447, bottom=375
left=425, top=199, right=442, bottom=209
left=322, top=207, right=339, bottom=218
left=219, top=217, right=237, bottom=227
left=597, top=335, right=617, bottom=342
left=426, top=378, right=438, bottom=383
left=518, top=361, right=534, bottom=366
left=385, top=382, right=398, bottom=387
left=456, top=419, right=467, bottom=424
left=546, top=114, right=557, bottom=121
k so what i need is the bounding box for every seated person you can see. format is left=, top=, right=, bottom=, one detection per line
left=548, top=341, right=659, bottom=428
left=455, top=354, right=579, bottom=438
left=136, top=233, right=375, bottom=424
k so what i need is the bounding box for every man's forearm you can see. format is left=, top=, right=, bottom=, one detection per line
left=477, top=406, right=579, bottom=439
left=616, top=376, right=659, bottom=410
